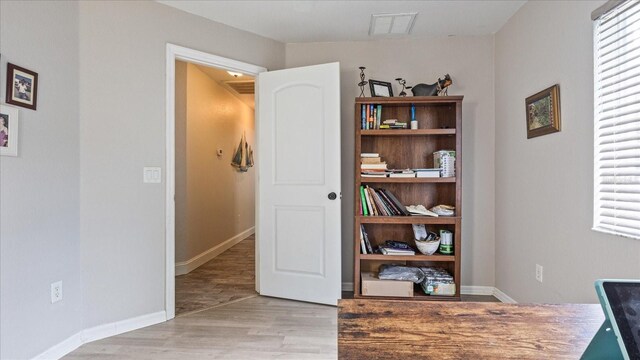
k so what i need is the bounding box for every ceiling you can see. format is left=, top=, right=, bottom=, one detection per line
left=157, top=1, right=526, bottom=43
left=195, top=64, right=255, bottom=108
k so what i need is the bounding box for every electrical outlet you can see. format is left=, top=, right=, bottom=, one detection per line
left=535, top=264, right=543, bottom=283
left=51, top=281, right=63, bottom=303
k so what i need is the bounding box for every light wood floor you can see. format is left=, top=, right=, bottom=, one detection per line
left=175, top=235, right=257, bottom=316
left=65, top=235, right=499, bottom=359
left=64, top=296, right=338, bottom=359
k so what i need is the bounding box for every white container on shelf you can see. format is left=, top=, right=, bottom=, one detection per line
left=434, top=150, right=456, bottom=177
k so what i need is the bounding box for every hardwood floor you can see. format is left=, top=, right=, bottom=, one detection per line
left=64, top=296, right=338, bottom=359
left=175, top=235, right=257, bottom=316
left=65, top=235, right=500, bottom=359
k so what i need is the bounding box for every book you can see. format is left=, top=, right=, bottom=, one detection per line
left=389, top=173, right=416, bottom=178
left=361, top=225, right=373, bottom=254
left=361, top=157, right=382, bottom=164
left=361, top=153, right=380, bottom=158
left=378, top=240, right=416, bottom=255
left=361, top=172, right=389, bottom=178
left=364, top=186, right=376, bottom=216
left=370, top=104, right=375, bottom=129
left=389, top=169, right=416, bottom=178
left=372, top=105, right=377, bottom=130
left=370, top=188, right=390, bottom=216
left=368, top=187, right=382, bottom=216
left=377, top=190, right=401, bottom=216
left=361, top=163, right=388, bottom=170
left=381, top=189, right=410, bottom=216
left=376, top=104, right=382, bottom=129
left=365, top=105, right=370, bottom=130
left=359, top=186, right=369, bottom=216
left=361, top=104, right=366, bottom=130
left=414, top=168, right=441, bottom=178
left=379, top=247, right=415, bottom=255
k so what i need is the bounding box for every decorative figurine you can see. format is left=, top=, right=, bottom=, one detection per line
left=411, top=74, right=453, bottom=96
left=395, top=78, right=412, bottom=97
left=358, top=66, right=368, bottom=97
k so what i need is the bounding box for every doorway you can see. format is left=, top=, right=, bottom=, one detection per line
left=165, top=44, right=266, bottom=320
left=173, top=61, right=257, bottom=316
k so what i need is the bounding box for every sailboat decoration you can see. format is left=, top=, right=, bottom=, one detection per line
left=231, top=132, right=254, bottom=172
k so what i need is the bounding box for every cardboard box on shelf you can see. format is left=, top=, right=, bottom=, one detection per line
left=361, top=272, right=414, bottom=297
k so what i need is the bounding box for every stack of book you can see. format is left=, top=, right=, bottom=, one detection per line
left=361, top=153, right=389, bottom=177
left=380, top=119, right=408, bottom=129
left=360, top=104, right=382, bottom=130
left=359, top=186, right=410, bottom=216
left=378, top=240, right=415, bottom=256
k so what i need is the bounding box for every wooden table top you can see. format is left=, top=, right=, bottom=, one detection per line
left=338, top=299, right=604, bottom=359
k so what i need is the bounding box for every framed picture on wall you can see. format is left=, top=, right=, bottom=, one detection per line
left=6, top=63, right=38, bottom=110
left=525, top=84, right=561, bottom=139
left=0, top=104, right=19, bottom=156
left=369, top=80, right=393, bottom=97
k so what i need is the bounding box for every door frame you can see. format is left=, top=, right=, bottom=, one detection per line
left=165, top=43, right=267, bottom=320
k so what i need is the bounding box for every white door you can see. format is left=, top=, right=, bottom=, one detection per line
left=256, top=62, right=341, bottom=306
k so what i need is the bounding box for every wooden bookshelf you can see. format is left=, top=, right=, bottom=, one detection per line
left=354, top=96, right=463, bottom=301
left=361, top=177, right=456, bottom=184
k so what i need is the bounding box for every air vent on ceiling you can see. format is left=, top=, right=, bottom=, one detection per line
left=224, top=80, right=255, bottom=95
left=369, top=12, right=417, bottom=36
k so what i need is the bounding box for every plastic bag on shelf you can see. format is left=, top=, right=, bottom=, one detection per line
left=378, top=264, right=425, bottom=284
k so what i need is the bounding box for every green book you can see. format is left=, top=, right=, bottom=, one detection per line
left=360, top=186, right=369, bottom=216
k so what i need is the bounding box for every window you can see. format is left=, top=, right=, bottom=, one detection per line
left=593, top=0, right=640, bottom=239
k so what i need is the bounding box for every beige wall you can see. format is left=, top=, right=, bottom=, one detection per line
left=495, top=0, right=640, bottom=303
left=79, top=0, right=284, bottom=329
left=175, top=62, right=255, bottom=263
left=286, top=37, right=496, bottom=287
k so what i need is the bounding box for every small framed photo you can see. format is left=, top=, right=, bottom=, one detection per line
left=369, top=80, right=393, bottom=97
left=525, top=84, right=561, bottom=139
left=0, top=104, right=19, bottom=156
left=6, top=63, right=38, bottom=110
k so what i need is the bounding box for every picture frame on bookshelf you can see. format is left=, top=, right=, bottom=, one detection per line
left=525, top=84, right=560, bottom=139
left=369, top=80, right=393, bottom=97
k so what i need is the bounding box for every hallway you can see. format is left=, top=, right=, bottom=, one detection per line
left=176, top=235, right=257, bottom=316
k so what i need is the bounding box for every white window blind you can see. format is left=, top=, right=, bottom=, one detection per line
left=594, top=0, right=640, bottom=239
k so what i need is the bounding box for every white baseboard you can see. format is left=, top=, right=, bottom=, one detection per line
left=493, top=287, right=517, bottom=303
left=342, top=282, right=516, bottom=303
left=81, top=311, right=167, bottom=343
left=175, top=227, right=255, bottom=275
left=32, top=332, right=83, bottom=360
left=32, top=311, right=167, bottom=360
left=461, top=285, right=495, bottom=296
left=342, top=282, right=354, bottom=291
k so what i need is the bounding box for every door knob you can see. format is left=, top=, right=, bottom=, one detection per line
left=328, top=192, right=337, bottom=200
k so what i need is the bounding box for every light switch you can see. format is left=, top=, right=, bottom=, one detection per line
left=143, top=167, right=162, bottom=183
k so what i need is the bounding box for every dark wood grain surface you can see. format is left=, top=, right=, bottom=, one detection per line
left=338, top=299, right=603, bottom=359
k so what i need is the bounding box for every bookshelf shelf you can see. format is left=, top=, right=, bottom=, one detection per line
left=358, top=216, right=459, bottom=224
left=360, top=177, right=456, bottom=184
left=361, top=129, right=456, bottom=136
left=360, top=254, right=455, bottom=262
left=354, top=96, right=463, bottom=301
